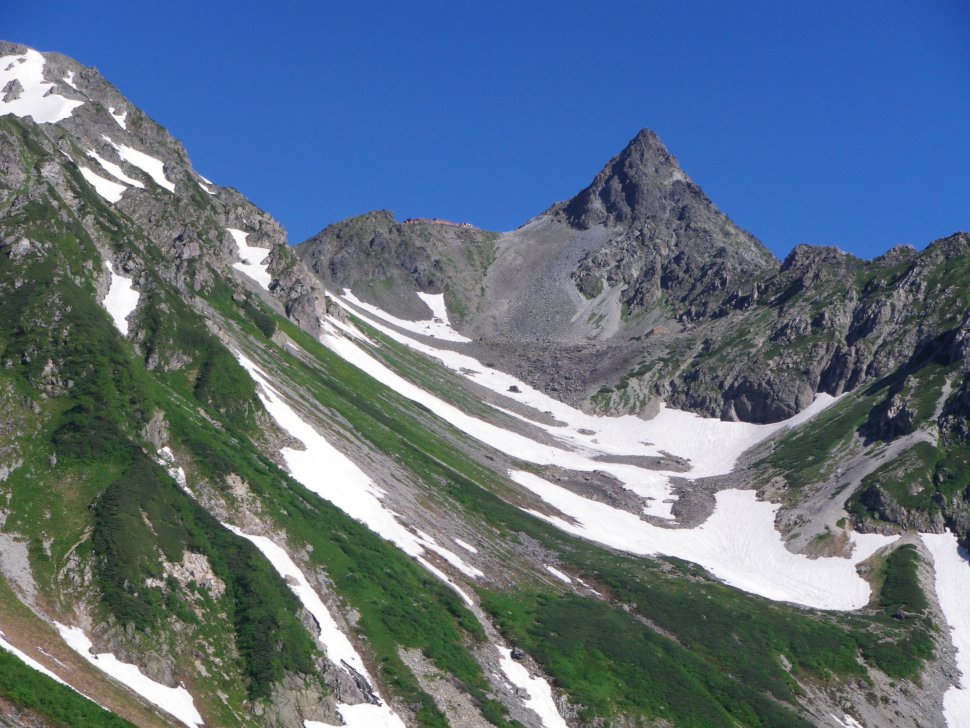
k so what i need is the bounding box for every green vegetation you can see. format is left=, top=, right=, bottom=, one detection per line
left=91, top=450, right=318, bottom=699
left=164, top=365, right=513, bottom=727
left=0, top=197, right=318, bottom=704
left=879, top=545, right=928, bottom=615
left=483, top=592, right=811, bottom=727
left=0, top=649, right=135, bottom=727
left=850, top=439, right=970, bottom=525
left=762, top=392, right=875, bottom=489
left=859, top=545, right=934, bottom=680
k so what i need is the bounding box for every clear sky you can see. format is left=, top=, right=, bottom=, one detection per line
left=8, top=1, right=969, bottom=259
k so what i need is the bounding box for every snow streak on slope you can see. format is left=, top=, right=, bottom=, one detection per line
left=228, top=228, right=272, bottom=290
left=63, top=70, right=77, bottom=89
left=102, top=136, right=175, bottom=192
left=497, top=647, right=569, bottom=728
left=343, top=291, right=471, bottom=343
left=0, top=629, right=69, bottom=686
left=108, top=106, right=127, bottom=129
left=512, top=471, right=893, bottom=610
left=233, top=353, right=480, bottom=604
left=454, top=538, right=478, bottom=554
left=101, top=261, right=139, bottom=335
left=922, top=531, right=970, bottom=728
left=56, top=624, right=204, bottom=727
left=0, top=49, right=83, bottom=123
left=544, top=565, right=572, bottom=584
left=224, top=527, right=406, bottom=728
left=79, top=166, right=127, bottom=203
left=86, top=150, right=145, bottom=189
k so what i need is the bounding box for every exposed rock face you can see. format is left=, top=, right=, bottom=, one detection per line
left=298, top=209, right=498, bottom=323
left=0, top=41, right=317, bottom=336
left=557, top=129, right=775, bottom=315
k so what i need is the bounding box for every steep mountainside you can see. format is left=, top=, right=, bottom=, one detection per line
left=1, top=41, right=970, bottom=728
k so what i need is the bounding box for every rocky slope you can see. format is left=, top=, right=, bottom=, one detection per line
left=0, top=40, right=968, bottom=728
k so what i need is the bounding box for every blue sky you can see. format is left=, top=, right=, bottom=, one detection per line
left=8, top=1, right=969, bottom=259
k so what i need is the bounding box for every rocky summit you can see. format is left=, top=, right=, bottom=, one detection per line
left=1, top=41, right=970, bottom=728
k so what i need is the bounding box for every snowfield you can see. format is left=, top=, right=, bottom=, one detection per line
left=79, top=166, right=127, bottom=203
left=101, top=261, right=139, bottom=335
left=512, top=471, right=893, bottom=610
left=922, top=531, right=970, bottom=728
left=0, top=49, right=84, bottom=124
left=56, top=623, right=204, bottom=727
left=233, top=353, right=480, bottom=604
left=497, top=647, right=569, bottom=728
left=228, top=228, right=273, bottom=290
left=454, top=538, right=478, bottom=554
left=323, top=293, right=895, bottom=610
left=102, top=136, right=175, bottom=192
left=225, top=527, right=406, bottom=728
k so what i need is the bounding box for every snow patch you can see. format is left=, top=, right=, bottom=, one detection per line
left=101, top=261, right=139, bottom=336
left=0, top=49, right=83, bottom=123
left=102, top=136, right=174, bottom=192
left=922, top=531, right=970, bottom=727
left=108, top=106, right=127, bottom=129
left=197, top=177, right=215, bottom=195
left=415, top=529, right=483, bottom=578
left=79, top=166, right=127, bottom=203
left=157, top=446, right=188, bottom=492
left=63, top=70, right=77, bottom=89
left=544, top=565, right=572, bottom=584
left=830, top=715, right=864, bottom=728
left=512, top=471, right=894, bottom=610
left=454, top=538, right=478, bottom=554
left=56, top=623, right=203, bottom=727
left=228, top=228, right=272, bottom=290
left=233, top=353, right=478, bottom=605
left=306, top=703, right=406, bottom=728
left=86, top=149, right=145, bottom=188
left=497, top=647, right=568, bottom=728
left=343, top=290, right=471, bottom=343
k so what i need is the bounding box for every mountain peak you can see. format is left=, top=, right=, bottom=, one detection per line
left=559, top=129, right=689, bottom=230
left=555, top=129, right=776, bottom=274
